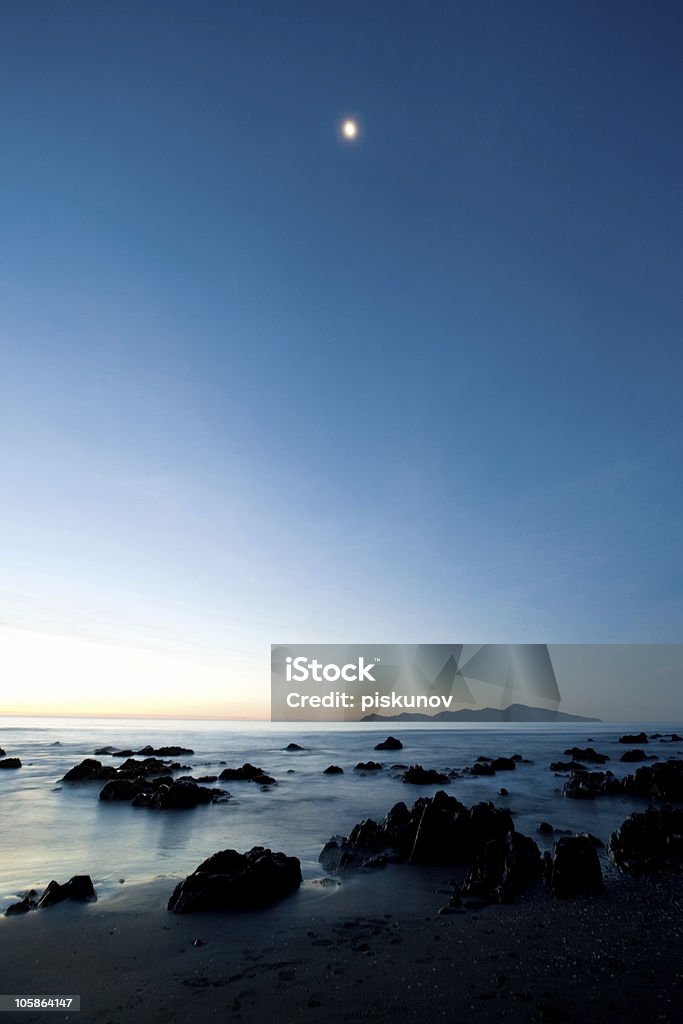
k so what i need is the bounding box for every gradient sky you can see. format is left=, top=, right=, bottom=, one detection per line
left=1, top=2, right=682, bottom=719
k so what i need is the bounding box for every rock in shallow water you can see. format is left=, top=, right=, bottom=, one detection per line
left=401, top=764, right=449, bottom=785
left=374, top=736, right=403, bottom=751
left=5, top=876, right=96, bottom=915
left=167, top=846, right=302, bottom=912
left=0, top=757, right=22, bottom=769
left=62, top=758, right=118, bottom=782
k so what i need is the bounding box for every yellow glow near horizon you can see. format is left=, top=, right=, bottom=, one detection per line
left=0, top=626, right=268, bottom=719
left=341, top=118, right=359, bottom=140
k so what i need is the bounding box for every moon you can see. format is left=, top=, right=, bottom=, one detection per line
left=341, top=118, right=359, bottom=140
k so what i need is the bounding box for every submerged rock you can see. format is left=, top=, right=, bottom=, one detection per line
left=62, top=758, right=118, bottom=782
left=609, top=807, right=683, bottom=874
left=218, top=763, right=275, bottom=784
left=550, top=760, right=587, bottom=772
left=99, top=778, right=145, bottom=801
left=354, top=761, right=383, bottom=771
left=374, top=736, right=403, bottom=751
left=618, top=732, right=648, bottom=745
left=547, top=836, right=603, bottom=897
left=168, top=846, right=302, bottom=913
left=563, top=770, right=622, bottom=799
left=620, top=749, right=650, bottom=763
left=401, top=764, right=449, bottom=785
left=132, top=780, right=227, bottom=810
left=283, top=743, right=305, bottom=751
left=563, top=747, right=609, bottom=764
left=112, top=745, right=194, bottom=757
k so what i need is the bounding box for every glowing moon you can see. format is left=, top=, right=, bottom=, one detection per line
left=341, top=118, right=359, bottom=140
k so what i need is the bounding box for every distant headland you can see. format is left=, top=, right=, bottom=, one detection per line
left=361, top=702, right=602, bottom=723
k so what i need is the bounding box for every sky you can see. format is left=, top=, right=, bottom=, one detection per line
left=1, top=2, right=682, bottom=720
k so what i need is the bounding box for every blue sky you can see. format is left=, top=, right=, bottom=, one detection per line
left=1, top=2, right=681, bottom=717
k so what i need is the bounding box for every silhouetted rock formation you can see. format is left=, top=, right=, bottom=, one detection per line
left=218, top=763, right=275, bottom=784
left=401, top=765, right=449, bottom=785
left=546, top=836, right=603, bottom=897
left=168, top=847, right=302, bottom=913
left=0, top=757, right=21, bottom=769
left=375, top=736, right=403, bottom=751
left=5, top=876, right=96, bottom=915
left=609, top=808, right=683, bottom=874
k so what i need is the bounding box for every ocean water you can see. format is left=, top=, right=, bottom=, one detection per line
left=0, top=716, right=681, bottom=906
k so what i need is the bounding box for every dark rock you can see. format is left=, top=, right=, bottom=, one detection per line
left=5, top=896, right=32, bottom=915
left=93, top=746, right=116, bottom=755
left=62, top=758, right=118, bottom=782
left=0, top=757, right=22, bottom=769
left=374, top=736, right=403, bottom=751
left=499, top=788, right=509, bottom=796
left=355, top=761, right=383, bottom=771
left=470, top=762, right=496, bottom=776
left=323, top=765, right=344, bottom=775
left=547, top=836, right=603, bottom=897
left=621, top=759, right=683, bottom=802
left=563, top=747, right=609, bottom=764
left=133, top=780, right=228, bottom=810
left=401, top=764, right=449, bottom=785
left=670, top=733, right=682, bottom=742
left=550, top=760, right=587, bottom=772
left=218, top=763, right=274, bottom=784
left=0, top=747, right=5, bottom=757
left=563, top=770, right=622, bottom=799
left=609, top=807, right=683, bottom=874
left=283, top=743, right=305, bottom=751
left=117, top=757, right=182, bottom=776
left=99, top=778, right=145, bottom=801
left=196, top=775, right=218, bottom=783
left=511, top=754, right=523, bottom=762
left=463, top=830, right=542, bottom=903
left=319, top=791, right=518, bottom=873
left=618, top=732, right=648, bottom=745
left=491, top=757, right=516, bottom=771
left=168, top=846, right=302, bottom=913
left=538, top=822, right=555, bottom=835
left=620, top=749, right=649, bottom=763
left=113, top=745, right=194, bottom=757
left=36, top=875, right=96, bottom=908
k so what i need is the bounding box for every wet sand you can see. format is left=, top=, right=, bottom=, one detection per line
left=1, top=866, right=681, bottom=1024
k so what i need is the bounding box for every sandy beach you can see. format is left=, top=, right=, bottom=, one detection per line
left=1, top=866, right=681, bottom=1024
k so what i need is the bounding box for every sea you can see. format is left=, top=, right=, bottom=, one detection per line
left=1, top=716, right=681, bottom=907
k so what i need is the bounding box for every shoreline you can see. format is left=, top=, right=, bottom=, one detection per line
left=1, top=868, right=681, bottom=1023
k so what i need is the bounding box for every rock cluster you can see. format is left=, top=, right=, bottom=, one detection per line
left=563, top=759, right=683, bottom=802
left=5, top=876, right=96, bottom=915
